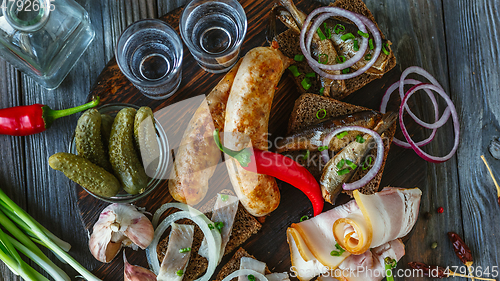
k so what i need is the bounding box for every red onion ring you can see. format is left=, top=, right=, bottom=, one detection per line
left=299, top=7, right=382, bottom=80
left=380, top=79, right=438, bottom=148
left=399, top=83, right=459, bottom=163
left=320, top=126, right=384, bottom=191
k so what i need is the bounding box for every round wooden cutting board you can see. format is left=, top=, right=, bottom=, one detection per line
left=76, top=0, right=426, bottom=279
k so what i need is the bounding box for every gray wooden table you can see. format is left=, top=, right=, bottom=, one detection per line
left=0, top=0, right=498, bottom=280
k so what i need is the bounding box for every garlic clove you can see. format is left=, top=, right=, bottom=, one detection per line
left=124, top=215, right=154, bottom=249
left=123, top=251, right=157, bottom=281
left=89, top=203, right=154, bottom=263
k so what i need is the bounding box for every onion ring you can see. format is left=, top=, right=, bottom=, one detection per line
left=321, top=126, right=384, bottom=191
left=220, top=269, right=269, bottom=281
left=399, top=83, right=459, bottom=163
left=299, top=7, right=382, bottom=80
left=147, top=205, right=222, bottom=281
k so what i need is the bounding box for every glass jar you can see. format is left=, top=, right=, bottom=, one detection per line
left=0, top=0, right=95, bottom=89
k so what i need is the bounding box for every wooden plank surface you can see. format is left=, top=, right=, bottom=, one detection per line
left=0, top=0, right=498, bottom=280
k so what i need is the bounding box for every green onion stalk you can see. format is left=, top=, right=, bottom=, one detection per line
left=0, top=188, right=101, bottom=281
left=384, top=257, right=397, bottom=281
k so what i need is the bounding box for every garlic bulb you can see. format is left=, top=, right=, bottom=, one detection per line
left=89, top=203, right=154, bottom=263
left=123, top=251, right=157, bottom=281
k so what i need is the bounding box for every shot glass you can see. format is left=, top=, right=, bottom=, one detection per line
left=180, top=0, right=247, bottom=74
left=116, top=19, right=183, bottom=99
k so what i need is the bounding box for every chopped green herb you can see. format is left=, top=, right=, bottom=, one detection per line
left=215, top=222, right=224, bottom=233
left=302, top=150, right=310, bottom=160
left=365, top=53, right=372, bottom=61
left=318, top=146, right=328, bottom=152
left=301, top=78, right=312, bottom=90
left=334, top=24, right=345, bottom=34
left=336, top=159, right=345, bottom=169
left=345, top=159, right=357, bottom=170
left=300, top=215, right=309, bottom=222
left=337, top=168, right=350, bottom=176
left=336, top=56, right=346, bottom=63
left=324, top=22, right=332, bottom=39
left=335, top=243, right=344, bottom=251
left=341, top=33, right=355, bottom=41
left=353, top=39, right=359, bottom=51
left=330, top=243, right=346, bottom=256
left=357, top=30, right=369, bottom=38
left=318, top=54, right=329, bottom=64
left=319, top=87, right=325, bottom=95
left=342, top=68, right=350, bottom=74
left=305, top=72, right=316, bottom=78
left=179, top=247, right=191, bottom=253
left=382, top=43, right=390, bottom=55
left=294, top=54, right=305, bottom=62
left=316, top=109, right=327, bottom=119
left=248, top=275, right=256, bottom=281
left=176, top=270, right=184, bottom=276
left=369, top=38, right=374, bottom=50
left=317, top=28, right=327, bottom=40
left=221, top=194, right=229, bottom=202
left=362, top=156, right=373, bottom=170
left=384, top=257, right=397, bottom=281
left=288, top=65, right=301, bottom=77
left=208, top=223, right=215, bottom=230
left=336, top=131, right=348, bottom=139
left=356, top=135, right=365, bottom=143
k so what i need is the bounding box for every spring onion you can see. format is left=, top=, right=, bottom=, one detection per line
left=356, top=135, right=365, bottom=143
left=369, top=38, right=374, bottom=50
left=342, top=68, right=350, bottom=74
left=337, top=168, right=350, bottom=176
left=318, top=146, right=328, bottom=151
left=384, top=257, right=397, bottom=281
left=333, top=24, right=345, bottom=34
left=382, top=43, right=390, bottom=55
left=248, top=275, right=256, bottom=281
left=317, top=28, right=327, bottom=40
left=318, top=54, right=329, bottom=64
left=336, top=131, right=348, bottom=139
left=336, top=56, right=346, bottom=63
left=362, top=156, right=373, bottom=170
left=341, top=33, right=355, bottom=41
left=353, top=39, right=359, bottom=51
left=319, top=87, right=324, bottom=95
left=221, top=194, right=229, bottom=202
left=0, top=188, right=101, bottom=281
left=300, top=216, right=309, bottom=222
left=330, top=243, right=346, bottom=256
left=288, top=65, right=301, bottom=77
left=294, top=54, right=305, bottom=61
left=176, top=269, right=184, bottom=276
left=302, top=150, right=310, bottom=160
left=346, top=159, right=357, bottom=170
left=324, top=23, right=331, bottom=39
left=358, top=30, right=369, bottom=38
left=336, top=159, right=346, bottom=169
left=179, top=247, right=191, bottom=253
left=305, top=72, right=316, bottom=78
left=316, top=109, right=327, bottom=119
left=301, top=78, right=312, bottom=90
left=365, top=53, right=372, bottom=61
left=215, top=222, right=224, bottom=233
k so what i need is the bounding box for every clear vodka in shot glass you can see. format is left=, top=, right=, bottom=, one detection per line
left=116, top=19, right=183, bottom=99
left=180, top=0, right=247, bottom=74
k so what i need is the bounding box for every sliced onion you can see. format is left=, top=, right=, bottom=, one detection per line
left=299, top=7, right=382, bottom=80
left=399, top=83, right=459, bottom=163
left=380, top=79, right=438, bottom=148
left=220, top=269, right=269, bottom=281
left=321, top=126, right=384, bottom=191
left=146, top=206, right=222, bottom=281
left=151, top=202, right=196, bottom=228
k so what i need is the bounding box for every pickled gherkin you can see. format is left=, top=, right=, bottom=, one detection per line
left=100, top=113, right=114, bottom=149
left=49, top=152, right=121, bottom=197
left=109, top=107, right=149, bottom=194
left=75, top=109, right=113, bottom=173
left=134, top=106, right=160, bottom=176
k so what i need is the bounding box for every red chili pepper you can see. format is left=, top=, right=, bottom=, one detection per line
left=0, top=97, right=100, bottom=136
left=447, top=232, right=473, bottom=266
left=214, top=129, right=324, bottom=216
left=408, top=262, right=448, bottom=278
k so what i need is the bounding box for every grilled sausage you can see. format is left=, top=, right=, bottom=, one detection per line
left=224, top=46, right=292, bottom=217
left=168, top=60, right=242, bottom=205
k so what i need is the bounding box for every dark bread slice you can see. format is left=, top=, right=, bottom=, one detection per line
left=275, top=0, right=397, bottom=100
left=214, top=248, right=272, bottom=281
left=283, top=93, right=396, bottom=196
left=157, top=204, right=262, bottom=281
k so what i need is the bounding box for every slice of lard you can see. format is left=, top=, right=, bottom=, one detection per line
left=238, top=256, right=266, bottom=281
left=157, top=223, right=194, bottom=281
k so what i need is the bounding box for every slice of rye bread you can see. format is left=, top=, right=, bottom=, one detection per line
left=282, top=93, right=396, bottom=196
left=214, top=248, right=272, bottom=281
left=275, top=0, right=397, bottom=100
left=157, top=204, right=262, bottom=281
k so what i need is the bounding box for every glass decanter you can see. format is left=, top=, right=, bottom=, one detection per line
left=0, top=0, right=95, bottom=89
